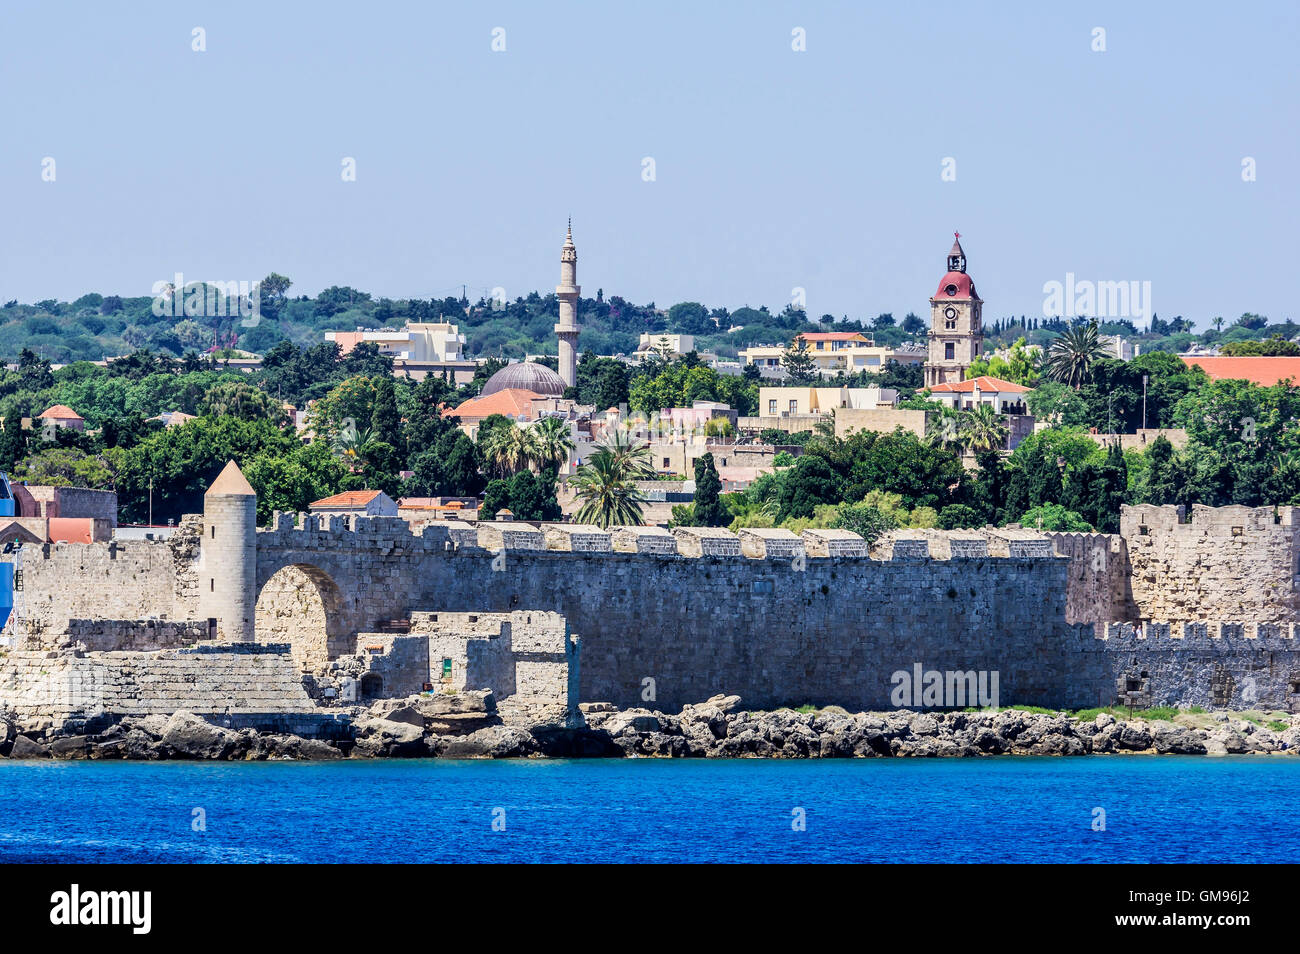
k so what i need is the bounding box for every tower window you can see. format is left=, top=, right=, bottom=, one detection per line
left=945, top=343, right=955, bottom=360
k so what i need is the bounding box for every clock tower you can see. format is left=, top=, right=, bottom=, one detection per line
left=924, top=232, right=983, bottom=388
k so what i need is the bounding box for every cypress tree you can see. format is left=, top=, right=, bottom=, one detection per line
left=692, top=452, right=728, bottom=527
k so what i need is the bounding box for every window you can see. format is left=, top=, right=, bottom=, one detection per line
left=663, top=457, right=670, bottom=468
left=441, top=658, right=453, bottom=681
left=768, top=399, right=777, bottom=414
left=945, top=343, right=955, bottom=360
left=789, top=400, right=798, bottom=414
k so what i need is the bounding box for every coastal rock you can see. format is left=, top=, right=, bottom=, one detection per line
left=1116, top=722, right=1153, bottom=751
left=49, top=735, right=91, bottom=758
left=160, top=712, right=241, bottom=759
left=352, top=717, right=425, bottom=757
left=9, top=734, right=50, bottom=759
left=602, top=710, right=661, bottom=737
left=1151, top=723, right=1206, bottom=755
left=438, top=725, right=533, bottom=759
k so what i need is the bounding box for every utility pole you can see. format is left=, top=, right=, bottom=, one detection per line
left=148, top=477, right=153, bottom=526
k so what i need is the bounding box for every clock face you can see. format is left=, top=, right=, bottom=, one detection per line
left=944, top=306, right=957, bottom=320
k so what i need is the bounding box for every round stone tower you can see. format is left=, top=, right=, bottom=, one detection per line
left=198, top=459, right=257, bottom=642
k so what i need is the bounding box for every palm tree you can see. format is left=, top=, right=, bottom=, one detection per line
left=531, top=416, right=575, bottom=472
left=926, top=406, right=966, bottom=453
left=1045, top=320, right=1107, bottom=388
left=480, top=420, right=538, bottom=477
left=332, top=421, right=375, bottom=473
left=570, top=449, right=649, bottom=527
left=960, top=404, right=1009, bottom=454
left=598, top=427, right=655, bottom=479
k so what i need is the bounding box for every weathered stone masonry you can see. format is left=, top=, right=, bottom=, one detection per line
left=7, top=497, right=1300, bottom=715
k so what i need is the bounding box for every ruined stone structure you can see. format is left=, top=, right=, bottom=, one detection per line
left=5, top=465, right=1300, bottom=725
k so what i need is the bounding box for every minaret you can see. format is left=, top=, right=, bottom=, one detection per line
left=555, top=220, right=581, bottom=390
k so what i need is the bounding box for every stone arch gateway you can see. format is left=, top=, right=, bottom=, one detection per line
left=254, top=563, right=350, bottom=666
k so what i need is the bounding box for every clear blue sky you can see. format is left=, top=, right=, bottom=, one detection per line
left=2, top=1, right=1296, bottom=330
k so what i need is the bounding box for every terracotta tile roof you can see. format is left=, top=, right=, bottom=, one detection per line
left=38, top=404, right=84, bottom=420
left=929, top=376, right=1033, bottom=394
left=1180, top=356, right=1300, bottom=387
left=310, top=490, right=382, bottom=509
left=445, top=388, right=542, bottom=421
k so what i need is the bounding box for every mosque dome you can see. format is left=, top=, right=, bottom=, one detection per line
left=481, top=361, right=567, bottom=398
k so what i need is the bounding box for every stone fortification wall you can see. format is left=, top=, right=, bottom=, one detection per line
left=1046, top=532, right=1137, bottom=625
left=1, top=516, right=201, bottom=638
left=1121, top=504, right=1300, bottom=624
left=1070, top=621, right=1300, bottom=711
left=16, top=504, right=1300, bottom=715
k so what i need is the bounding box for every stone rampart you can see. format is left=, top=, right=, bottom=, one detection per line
left=1120, top=504, right=1300, bottom=625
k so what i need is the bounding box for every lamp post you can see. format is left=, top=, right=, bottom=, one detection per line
left=1142, top=374, right=1148, bottom=431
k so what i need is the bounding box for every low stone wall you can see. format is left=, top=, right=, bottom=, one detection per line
left=5, top=618, right=211, bottom=652
left=1075, top=621, right=1300, bottom=711
left=0, top=644, right=338, bottom=734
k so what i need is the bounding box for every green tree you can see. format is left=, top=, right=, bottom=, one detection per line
left=481, top=478, right=510, bottom=519
left=1018, top=502, right=1093, bottom=531
left=691, top=453, right=728, bottom=527
left=833, top=502, right=897, bottom=544
left=780, top=341, right=818, bottom=385
left=0, top=408, right=27, bottom=471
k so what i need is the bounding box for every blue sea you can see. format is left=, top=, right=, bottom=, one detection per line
left=0, top=756, right=1296, bottom=863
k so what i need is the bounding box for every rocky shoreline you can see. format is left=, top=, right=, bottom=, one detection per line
left=2, top=693, right=1298, bottom=761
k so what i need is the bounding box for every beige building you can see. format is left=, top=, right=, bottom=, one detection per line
left=835, top=408, right=928, bottom=441
left=925, top=234, right=984, bottom=387
left=741, top=333, right=925, bottom=378
left=758, top=386, right=898, bottom=419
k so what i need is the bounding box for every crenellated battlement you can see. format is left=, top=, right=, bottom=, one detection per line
left=1067, top=619, right=1300, bottom=651
left=250, top=512, right=1065, bottom=564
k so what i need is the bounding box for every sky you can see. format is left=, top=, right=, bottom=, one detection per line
left=1, top=1, right=1297, bottom=331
